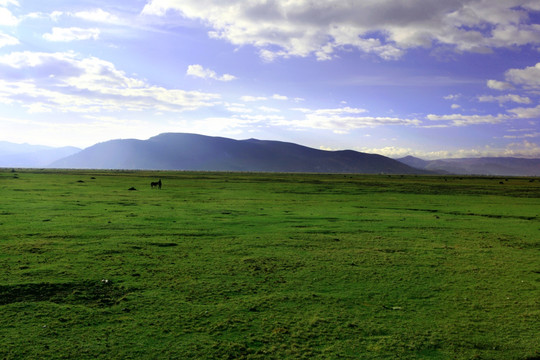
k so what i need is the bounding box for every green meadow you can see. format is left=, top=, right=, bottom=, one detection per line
left=0, top=169, right=538, bottom=359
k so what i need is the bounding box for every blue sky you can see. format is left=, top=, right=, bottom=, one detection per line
left=1, top=0, right=540, bottom=159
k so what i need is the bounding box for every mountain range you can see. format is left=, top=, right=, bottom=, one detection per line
left=49, top=133, right=424, bottom=174
left=1, top=133, right=539, bottom=176
left=0, top=141, right=80, bottom=168
left=397, top=155, right=540, bottom=176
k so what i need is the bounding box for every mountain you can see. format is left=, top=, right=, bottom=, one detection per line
left=397, top=156, right=540, bottom=176
left=50, top=132, right=428, bottom=174
left=0, top=141, right=81, bottom=168
left=397, top=156, right=431, bottom=170
left=0, top=141, right=51, bottom=155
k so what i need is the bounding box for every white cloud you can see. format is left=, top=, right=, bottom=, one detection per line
left=33, top=8, right=121, bottom=25
left=142, top=0, right=540, bottom=61
left=359, top=146, right=419, bottom=158
left=271, top=94, right=288, bottom=101
left=0, top=32, right=18, bottom=47
left=258, top=106, right=280, bottom=113
left=507, top=104, right=540, bottom=119
left=524, top=1, right=540, bottom=11
left=504, top=131, right=540, bottom=139
left=219, top=74, right=236, bottom=82
left=503, top=140, right=540, bottom=158
left=73, top=9, right=119, bottom=24
left=224, top=102, right=283, bottom=120
left=444, top=93, right=461, bottom=100
left=486, top=79, right=513, bottom=90
left=179, top=116, right=261, bottom=135
left=451, top=104, right=461, bottom=109
left=480, top=63, right=540, bottom=122
left=279, top=106, right=419, bottom=132
left=491, top=24, right=540, bottom=48
left=0, top=6, right=19, bottom=26
left=505, top=62, right=540, bottom=89
left=477, top=94, right=531, bottom=104
left=426, top=113, right=510, bottom=126
left=50, top=11, right=63, bottom=22
left=186, top=64, right=236, bottom=81
left=240, top=95, right=267, bottom=102
left=362, top=140, right=540, bottom=159
left=0, top=51, right=221, bottom=114
left=0, top=114, right=185, bottom=148
left=43, top=27, right=100, bottom=42
left=0, top=0, right=19, bottom=6
left=238, top=114, right=285, bottom=122
left=298, top=107, right=368, bottom=116
left=26, top=102, right=52, bottom=114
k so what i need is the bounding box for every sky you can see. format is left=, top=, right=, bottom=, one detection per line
left=1, top=0, right=540, bottom=159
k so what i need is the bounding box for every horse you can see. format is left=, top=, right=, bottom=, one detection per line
left=151, top=179, right=162, bottom=189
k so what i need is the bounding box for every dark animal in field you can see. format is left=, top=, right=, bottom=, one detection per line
left=151, top=179, right=162, bottom=189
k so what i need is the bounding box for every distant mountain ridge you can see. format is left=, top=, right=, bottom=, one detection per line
left=3, top=135, right=539, bottom=176
left=397, top=155, right=540, bottom=176
left=49, top=133, right=427, bottom=174
left=0, top=141, right=80, bottom=168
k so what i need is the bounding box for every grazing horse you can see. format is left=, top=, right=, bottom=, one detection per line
left=151, top=179, right=162, bottom=189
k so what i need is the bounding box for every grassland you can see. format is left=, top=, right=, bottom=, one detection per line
left=0, top=169, right=538, bottom=359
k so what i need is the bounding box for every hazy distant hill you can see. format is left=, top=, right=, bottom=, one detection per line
left=0, top=141, right=80, bottom=168
left=398, top=155, right=540, bottom=176
left=50, top=133, right=427, bottom=174
left=0, top=141, right=50, bottom=155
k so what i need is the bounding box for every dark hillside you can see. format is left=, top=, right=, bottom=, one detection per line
left=50, top=132, right=428, bottom=174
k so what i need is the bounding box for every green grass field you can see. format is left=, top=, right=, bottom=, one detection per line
left=1, top=169, right=539, bottom=359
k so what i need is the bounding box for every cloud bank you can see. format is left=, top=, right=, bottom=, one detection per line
left=142, top=0, right=540, bottom=60
left=0, top=51, right=221, bottom=114
left=0, top=5, right=19, bottom=26
left=282, top=107, right=420, bottom=132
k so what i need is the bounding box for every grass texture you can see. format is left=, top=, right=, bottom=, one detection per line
left=0, top=169, right=539, bottom=359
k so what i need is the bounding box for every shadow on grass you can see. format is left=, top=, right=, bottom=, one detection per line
left=0, top=280, right=131, bottom=307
